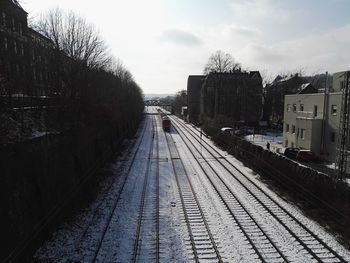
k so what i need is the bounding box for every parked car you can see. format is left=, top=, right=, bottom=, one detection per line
left=284, top=147, right=300, bottom=159
left=220, top=127, right=234, bottom=136
left=296, top=149, right=318, bottom=162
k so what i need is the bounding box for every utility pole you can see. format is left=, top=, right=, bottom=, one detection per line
left=320, top=72, right=328, bottom=155
left=335, top=71, right=350, bottom=180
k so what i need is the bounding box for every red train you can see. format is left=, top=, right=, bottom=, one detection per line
left=162, top=116, right=171, bottom=131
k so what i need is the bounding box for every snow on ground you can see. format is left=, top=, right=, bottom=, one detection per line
left=245, top=132, right=284, bottom=153
left=33, top=115, right=350, bottom=262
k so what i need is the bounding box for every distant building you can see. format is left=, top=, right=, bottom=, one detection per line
left=28, top=28, right=55, bottom=96
left=283, top=70, right=349, bottom=162
left=187, top=75, right=204, bottom=124
left=264, top=74, right=314, bottom=123
left=200, top=71, right=263, bottom=124
left=0, top=0, right=29, bottom=96
left=0, top=0, right=58, bottom=98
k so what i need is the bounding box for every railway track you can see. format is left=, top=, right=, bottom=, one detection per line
left=90, top=116, right=155, bottom=262
left=169, top=115, right=348, bottom=263
left=132, top=116, right=160, bottom=263
left=164, top=127, right=223, bottom=263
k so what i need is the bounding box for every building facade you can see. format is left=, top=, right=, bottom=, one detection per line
left=187, top=75, right=204, bottom=124
left=0, top=0, right=57, bottom=99
left=283, top=70, right=349, bottom=162
left=199, top=71, right=263, bottom=124
left=0, top=0, right=29, bottom=96
left=264, top=74, right=313, bottom=123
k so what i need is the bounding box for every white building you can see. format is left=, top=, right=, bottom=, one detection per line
left=283, top=70, right=349, bottom=162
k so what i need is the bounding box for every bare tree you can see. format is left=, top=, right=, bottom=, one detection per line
left=203, top=50, right=241, bottom=116
left=33, top=8, right=111, bottom=99
left=203, top=50, right=241, bottom=74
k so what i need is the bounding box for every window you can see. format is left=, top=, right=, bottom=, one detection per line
left=313, top=105, right=318, bottom=117
left=285, top=123, right=289, bottom=132
left=16, top=64, right=20, bottom=75
left=286, top=104, right=291, bottom=111
left=12, top=18, right=15, bottom=31
left=297, top=128, right=299, bottom=138
left=285, top=140, right=288, bottom=147
left=2, top=12, right=6, bottom=26
left=19, top=23, right=22, bottom=35
left=299, top=104, right=304, bottom=111
left=331, top=132, right=335, bottom=142
left=300, top=129, right=305, bottom=139
left=292, top=125, right=295, bottom=134
left=33, top=68, right=36, bottom=80
left=4, top=37, right=7, bottom=49
left=13, top=41, right=17, bottom=54
left=293, top=104, right=297, bottom=112
left=20, top=43, right=24, bottom=55
left=331, top=105, right=337, bottom=115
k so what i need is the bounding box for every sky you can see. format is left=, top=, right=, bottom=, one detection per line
left=21, top=0, right=350, bottom=94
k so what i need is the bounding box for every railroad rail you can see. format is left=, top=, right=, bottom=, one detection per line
left=170, top=115, right=348, bottom=263
left=164, top=119, right=223, bottom=263
left=91, top=116, right=154, bottom=262
left=132, top=116, right=160, bottom=263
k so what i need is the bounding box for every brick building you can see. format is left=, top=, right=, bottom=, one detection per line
left=0, top=0, right=29, bottom=96
left=200, top=71, right=263, bottom=124
left=187, top=75, right=204, bottom=124
left=0, top=0, right=56, bottom=99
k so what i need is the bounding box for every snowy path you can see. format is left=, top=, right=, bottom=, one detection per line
left=33, top=112, right=350, bottom=263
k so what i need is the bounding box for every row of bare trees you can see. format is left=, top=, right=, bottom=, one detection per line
left=32, top=8, right=144, bottom=129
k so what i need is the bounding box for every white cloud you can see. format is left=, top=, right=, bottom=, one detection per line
left=158, top=29, right=202, bottom=46
left=230, top=0, right=292, bottom=23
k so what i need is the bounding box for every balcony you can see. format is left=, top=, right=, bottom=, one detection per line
left=296, top=111, right=318, bottom=119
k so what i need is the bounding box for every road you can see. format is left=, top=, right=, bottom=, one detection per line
left=34, top=107, right=350, bottom=262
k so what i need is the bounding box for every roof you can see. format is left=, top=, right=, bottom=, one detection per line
left=10, top=0, right=27, bottom=13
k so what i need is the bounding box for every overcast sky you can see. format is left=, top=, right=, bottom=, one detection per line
left=22, top=0, right=350, bottom=94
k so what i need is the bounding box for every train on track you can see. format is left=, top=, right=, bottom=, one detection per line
left=161, top=116, right=171, bottom=131
left=157, top=108, right=171, bottom=131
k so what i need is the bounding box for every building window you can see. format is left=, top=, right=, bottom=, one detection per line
left=331, top=132, right=335, bottom=142
left=331, top=105, right=337, bottom=115
left=297, top=128, right=299, bottom=138
left=299, top=104, right=304, bottom=111
left=12, top=18, right=15, bottom=31
left=292, top=125, right=295, bottom=134
left=14, top=41, right=17, bottom=54
left=285, top=140, right=288, bottom=147
left=286, top=104, right=291, bottom=112
left=314, top=105, right=318, bottom=117
left=285, top=123, right=289, bottom=132
left=2, top=12, right=6, bottom=26
left=19, top=23, right=22, bottom=35
left=33, top=68, right=36, bottom=80
left=16, top=64, right=20, bottom=75
left=293, top=104, right=297, bottom=112
left=20, top=43, right=24, bottom=55
left=4, top=37, right=7, bottom=49
left=300, top=129, right=305, bottom=139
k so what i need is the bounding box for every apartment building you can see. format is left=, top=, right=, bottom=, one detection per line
left=283, top=70, right=349, bottom=161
